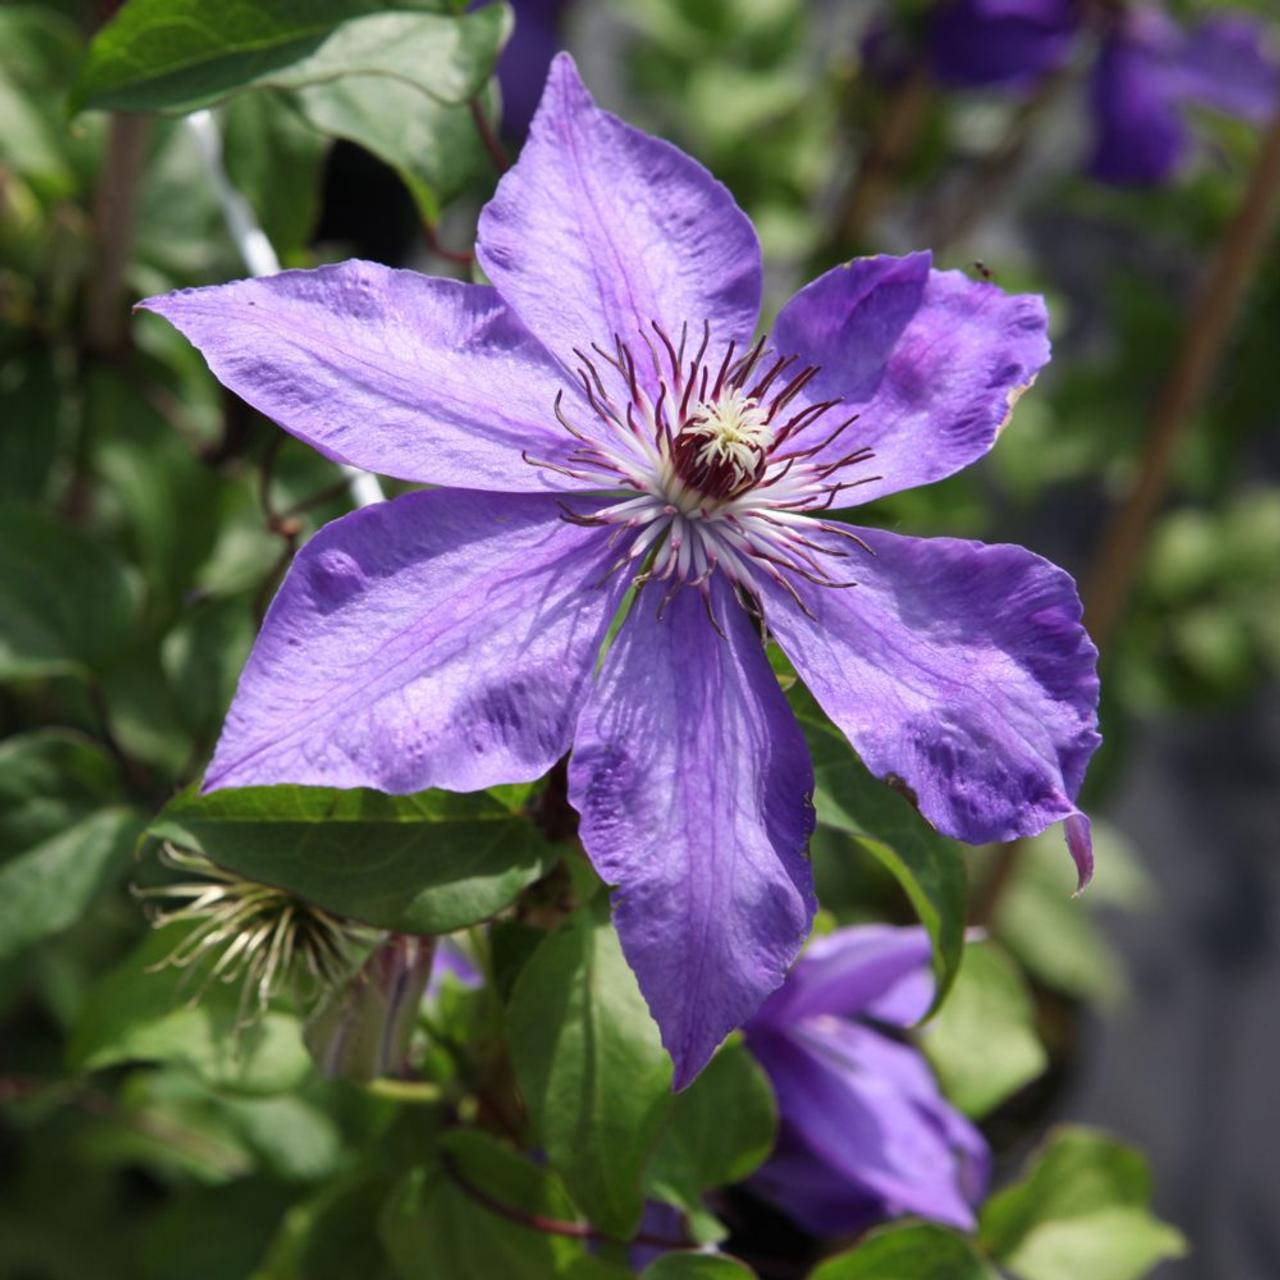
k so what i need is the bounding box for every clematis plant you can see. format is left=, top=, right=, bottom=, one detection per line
left=141, top=53, right=1099, bottom=1087
left=745, top=924, right=988, bottom=1235
left=926, top=0, right=1279, bottom=184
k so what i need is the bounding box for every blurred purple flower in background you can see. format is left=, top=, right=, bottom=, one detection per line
left=927, top=0, right=1279, bottom=184
left=141, top=55, right=1099, bottom=1088
left=486, top=0, right=571, bottom=137
left=745, top=925, right=988, bottom=1235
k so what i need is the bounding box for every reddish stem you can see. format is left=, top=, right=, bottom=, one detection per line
left=441, top=1149, right=692, bottom=1251
left=470, top=96, right=510, bottom=174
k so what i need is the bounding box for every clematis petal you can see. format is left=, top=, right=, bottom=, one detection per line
left=929, top=0, right=1079, bottom=90
left=568, top=579, right=816, bottom=1089
left=140, top=265, right=591, bottom=492
left=763, top=528, right=1099, bottom=883
left=1088, top=11, right=1189, bottom=186
left=748, top=1020, right=985, bottom=1231
left=772, top=253, right=1049, bottom=506
left=477, top=53, right=762, bottom=390
left=751, top=924, right=934, bottom=1028
left=1167, top=13, right=1279, bottom=124
left=206, top=489, right=628, bottom=793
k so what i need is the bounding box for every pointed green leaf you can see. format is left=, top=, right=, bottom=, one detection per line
left=922, top=940, right=1047, bottom=1117
left=148, top=783, right=556, bottom=933
left=0, top=504, right=136, bottom=681
left=286, top=76, right=489, bottom=221
left=0, top=806, right=140, bottom=962
left=507, top=896, right=673, bottom=1238
left=810, top=1222, right=997, bottom=1279
left=74, top=2, right=507, bottom=114
left=645, top=1039, right=776, bottom=1212
left=0, top=730, right=122, bottom=856
left=381, top=1130, right=587, bottom=1278
left=981, top=1127, right=1186, bottom=1280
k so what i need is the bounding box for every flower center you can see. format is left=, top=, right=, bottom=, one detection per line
left=671, top=387, right=773, bottom=501
left=524, top=320, right=882, bottom=611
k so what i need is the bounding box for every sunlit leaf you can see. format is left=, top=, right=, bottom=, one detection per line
left=73, top=1, right=506, bottom=114
left=810, top=1221, right=997, bottom=1279
left=148, top=783, right=557, bottom=934
left=507, top=895, right=672, bottom=1238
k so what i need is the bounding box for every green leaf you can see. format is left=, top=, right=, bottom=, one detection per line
left=922, top=941, right=1047, bottom=1117
left=253, top=1172, right=393, bottom=1280
left=261, top=7, right=508, bottom=102
left=286, top=75, right=488, bottom=221
left=641, top=1256, right=757, bottom=1279
left=810, top=1222, right=997, bottom=1279
left=73, top=1, right=507, bottom=114
left=791, top=689, right=967, bottom=1010
left=218, top=1094, right=344, bottom=1181
left=148, top=783, right=556, bottom=933
left=0, top=9, right=85, bottom=197
left=87, top=363, right=224, bottom=610
left=0, top=504, right=136, bottom=681
left=0, top=807, right=140, bottom=962
left=507, top=896, right=673, bottom=1238
left=160, top=595, right=257, bottom=740
left=992, top=823, right=1152, bottom=1005
left=645, top=1039, right=776, bottom=1213
left=0, top=355, right=64, bottom=501
left=381, top=1130, right=587, bottom=1278
left=1004, top=1209, right=1186, bottom=1280
left=981, top=1127, right=1186, bottom=1280
left=0, top=730, right=122, bottom=856
left=221, top=92, right=328, bottom=258
left=68, top=924, right=312, bottom=1094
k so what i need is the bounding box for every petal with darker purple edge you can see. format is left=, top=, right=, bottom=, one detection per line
left=747, top=1022, right=983, bottom=1231
left=140, top=265, right=592, bottom=492
left=477, top=53, right=761, bottom=392
left=762, top=528, right=1100, bottom=864
left=771, top=254, right=1050, bottom=507
left=750, top=924, right=934, bottom=1028
left=206, top=489, right=628, bottom=794
left=568, top=579, right=816, bottom=1090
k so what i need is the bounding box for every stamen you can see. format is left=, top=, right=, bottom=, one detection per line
left=524, top=317, right=882, bottom=611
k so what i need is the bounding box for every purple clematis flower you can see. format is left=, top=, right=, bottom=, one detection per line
left=745, top=925, right=988, bottom=1235
left=926, top=0, right=1279, bottom=184
left=139, top=54, right=1099, bottom=1087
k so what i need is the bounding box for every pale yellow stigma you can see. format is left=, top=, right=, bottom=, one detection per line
left=681, top=387, right=773, bottom=483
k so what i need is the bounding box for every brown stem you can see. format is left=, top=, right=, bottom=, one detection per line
left=84, top=114, right=151, bottom=355
left=470, top=96, right=510, bottom=174
left=1082, top=107, right=1280, bottom=650
left=441, top=1149, right=692, bottom=1250
left=834, top=65, right=932, bottom=250
left=422, top=219, right=475, bottom=267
